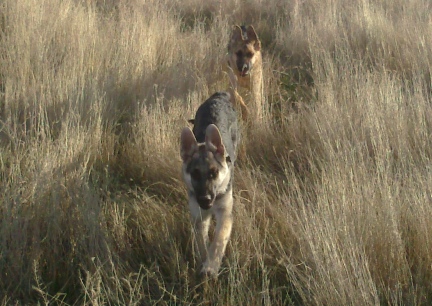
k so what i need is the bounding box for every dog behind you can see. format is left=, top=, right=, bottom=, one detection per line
left=180, top=91, right=240, bottom=276
left=226, top=25, right=264, bottom=122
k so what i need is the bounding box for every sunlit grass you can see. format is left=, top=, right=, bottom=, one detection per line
left=1, top=0, right=432, bottom=304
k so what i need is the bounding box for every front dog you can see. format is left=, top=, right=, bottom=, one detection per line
left=180, top=91, right=239, bottom=276
left=226, top=25, right=264, bottom=122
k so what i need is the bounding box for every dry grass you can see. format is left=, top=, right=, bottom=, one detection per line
left=1, top=0, right=432, bottom=304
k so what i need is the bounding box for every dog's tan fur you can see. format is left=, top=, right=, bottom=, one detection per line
left=226, top=25, right=264, bottom=122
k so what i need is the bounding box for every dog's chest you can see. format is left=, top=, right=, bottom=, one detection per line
left=237, top=74, right=251, bottom=88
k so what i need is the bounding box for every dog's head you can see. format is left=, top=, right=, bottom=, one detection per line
left=180, top=124, right=231, bottom=210
left=228, top=25, right=261, bottom=77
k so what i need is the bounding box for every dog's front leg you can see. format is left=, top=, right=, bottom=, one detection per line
left=252, top=70, right=264, bottom=121
left=201, top=193, right=233, bottom=276
left=190, top=205, right=211, bottom=266
left=227, top=88, right=248, bottom=122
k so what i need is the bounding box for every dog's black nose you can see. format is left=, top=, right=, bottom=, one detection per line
left=197, top=195, right=213, bottom=209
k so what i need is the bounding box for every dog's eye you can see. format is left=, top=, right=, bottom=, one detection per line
left=208, top=169, right=218, bottom=180
left=191, top=169, right=201, bottom=180
left=236, top=50, right=243, bottom=57
left=246, top=52, right=253, bottom=58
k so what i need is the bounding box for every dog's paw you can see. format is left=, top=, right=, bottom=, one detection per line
left=200, top=261, right=220, bottom=278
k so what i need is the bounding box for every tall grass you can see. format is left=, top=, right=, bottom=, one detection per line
left=1, top=0, right=432, bottom=304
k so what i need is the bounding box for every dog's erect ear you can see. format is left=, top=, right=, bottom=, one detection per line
left=180, top=127, right=197, bottom=162
left=230, top=25, right=243, bottom=42
left=246, top=25, right=259, bottom=40
left=205, top=124, right=225, bottom=161
left=246, top=25, right=261, bottom=51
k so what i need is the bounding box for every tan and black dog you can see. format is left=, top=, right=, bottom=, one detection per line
left=226, top=25, right=264, bottom=122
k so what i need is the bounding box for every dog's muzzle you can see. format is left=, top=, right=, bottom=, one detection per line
left=197, top=194, right=214, bottom=210
left=239, top=63, right=251, bottom=77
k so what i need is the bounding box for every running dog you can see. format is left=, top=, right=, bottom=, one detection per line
left=180, top=91, right=240, bottom=277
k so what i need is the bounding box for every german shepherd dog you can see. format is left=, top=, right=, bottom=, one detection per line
left=180, top=91, right=240, bottom=276
left=226, top=25, right=263, bottom=122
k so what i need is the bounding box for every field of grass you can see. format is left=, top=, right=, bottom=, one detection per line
left=1, top=0, right=432, bottom=304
